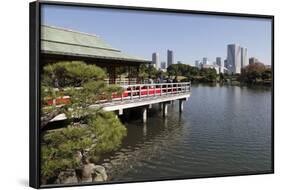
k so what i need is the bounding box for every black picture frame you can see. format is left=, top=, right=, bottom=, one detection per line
left=30, top=1, right=274, bottom=189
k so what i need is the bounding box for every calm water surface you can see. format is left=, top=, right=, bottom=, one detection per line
left=101, top=84, right=272, bottom=181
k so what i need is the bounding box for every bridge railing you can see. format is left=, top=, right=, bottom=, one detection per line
left=104, top=78, right=138, bottom=85
left=109, top=82, right=191, bottom=102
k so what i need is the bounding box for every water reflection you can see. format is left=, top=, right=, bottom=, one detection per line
left=142, top=123, right=147, bottom=137
left=103, top=84, right=272, bottom=181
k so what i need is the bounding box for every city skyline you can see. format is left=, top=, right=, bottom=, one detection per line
left=167, top=49, right=174, bottom=67
left=152, top=52, right=160, bottom=69
left=227, top=44, right=242, bottom=74
left=152, top=43, right=253, bottom=70
left=42, top=5, right=272, bottom=65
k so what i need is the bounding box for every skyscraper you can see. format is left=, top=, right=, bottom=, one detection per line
left=167, top=49, right=174, bottom=67
left=152, top=52, right=160, bottom=69
left=224, top=59, right=229, bottom=73
left=227, top=44, right=241, bottom=74
left=202, top=57, right=209, bottom=65
left=241, top=47, right=248, bottom=68
left=161, top=61, right=166, bottom=70
left=216, top=57, right=224, bottom=74
left=195, top=60, right=201, bottom=68
left=216, top=57, right=222, bottom=66
left=249, top=57, right=259, bottom=65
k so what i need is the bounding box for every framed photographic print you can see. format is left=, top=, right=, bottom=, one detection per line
left=29, top=1, right=274, bottom=188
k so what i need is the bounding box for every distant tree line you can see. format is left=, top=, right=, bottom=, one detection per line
left=166, top=64, right=217, bottom=82
left=140, top=63, right=272, bottom=85
left=240, top=62, right=272, bottom=85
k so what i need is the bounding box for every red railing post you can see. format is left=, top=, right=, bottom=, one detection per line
left=139, top=85, right=141, bottom=99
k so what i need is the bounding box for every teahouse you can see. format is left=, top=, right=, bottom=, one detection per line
left=41, top=25, right=191, bottom=122
left=41, top=25, right=151, bottom=84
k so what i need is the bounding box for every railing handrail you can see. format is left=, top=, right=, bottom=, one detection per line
left=104, top=78, right=138, bottom=85
left=45, top=82, right=191, bottom=107
left=94, top=81, right=191, bottom=104
left=121, top=82, right=191, bottom=88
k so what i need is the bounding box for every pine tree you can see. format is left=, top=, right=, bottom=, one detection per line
left=40, top=61, right=127, bottom=183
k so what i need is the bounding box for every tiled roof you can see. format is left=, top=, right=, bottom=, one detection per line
left=41, top=25, right=150, bottom=63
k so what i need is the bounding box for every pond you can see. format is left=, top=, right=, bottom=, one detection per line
left=102, top=84, right=272, bottom=182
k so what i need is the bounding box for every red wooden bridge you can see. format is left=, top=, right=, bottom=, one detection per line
left=48, top=82, right=191, bottom=123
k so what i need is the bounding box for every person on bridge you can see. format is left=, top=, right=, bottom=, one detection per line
left=148, top=77, right=154, bottom=84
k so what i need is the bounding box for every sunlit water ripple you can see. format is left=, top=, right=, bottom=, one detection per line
left=100, top=84, right=272, bottom=181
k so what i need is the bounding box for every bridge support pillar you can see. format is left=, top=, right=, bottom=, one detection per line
left=163, top=102, right=170, bottom=117
left=118, top=109, right=123, bottom=115
left=142, top=107, right=148, bottom=123
left=179, top=99, right=186, bottom=113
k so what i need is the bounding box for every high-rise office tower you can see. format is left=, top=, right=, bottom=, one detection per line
left=216, top=57, right=224, bottom=74
left=224, top=59, right=228, bottom=67
left=152, top=52, right=160, bottom=69
left=195, top=60, right=201, bottom=68
left=227, top=44, right=242, bottom=74
left=216, top=57, right=222, bottom=66
left=161, top=61, right=166, bottom=70
left=216, top=57, right=225, bottom=73
left=202, top=57, right=209, bottom=65
left=241, top=47, right=248, bottom=68
left=167, top=49, right=174, bottom=67
left=249, top=57, right=258, bottom=65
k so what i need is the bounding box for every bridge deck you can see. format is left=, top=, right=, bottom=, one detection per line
left=90, top=82, right=191, bottom=112
left=50, top=82, right=191, bottom=122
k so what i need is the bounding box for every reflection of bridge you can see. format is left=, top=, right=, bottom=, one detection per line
left=90, top=82, right=191, bottom=122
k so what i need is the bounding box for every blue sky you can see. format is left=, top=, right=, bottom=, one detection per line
left=42, top=5, right=272, bottom=65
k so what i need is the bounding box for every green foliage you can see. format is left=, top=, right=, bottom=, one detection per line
left=155, top=70, right=167, bottom=79
left=167, top=63, right=200, bottom=80
left=261, top=70, right=272, bottom=80
left=43, top=61, right=106, bottom=88
left=41, top=61, right=127, bottom=181
left=199, top=68, right=217, bottom=82
left=42, top=61, right=123, bottom=115
left=157, top=62, right=271, bottom=85
left=87, top=111, right=127, bottom=159
left=139, top=64, right=158, bottom=80
left=41, top=111, right=126, bottom=178
left=167, top=63, right=216, bottom=82
left=167, top=64, right=179, bottom=77
left=138, top=64, right=148, bottom=79
left=240, top=63, right=271, bottom=84
left=219, top=73, right=224, bottom=81
left=41, top=125, right=92, bottom=177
